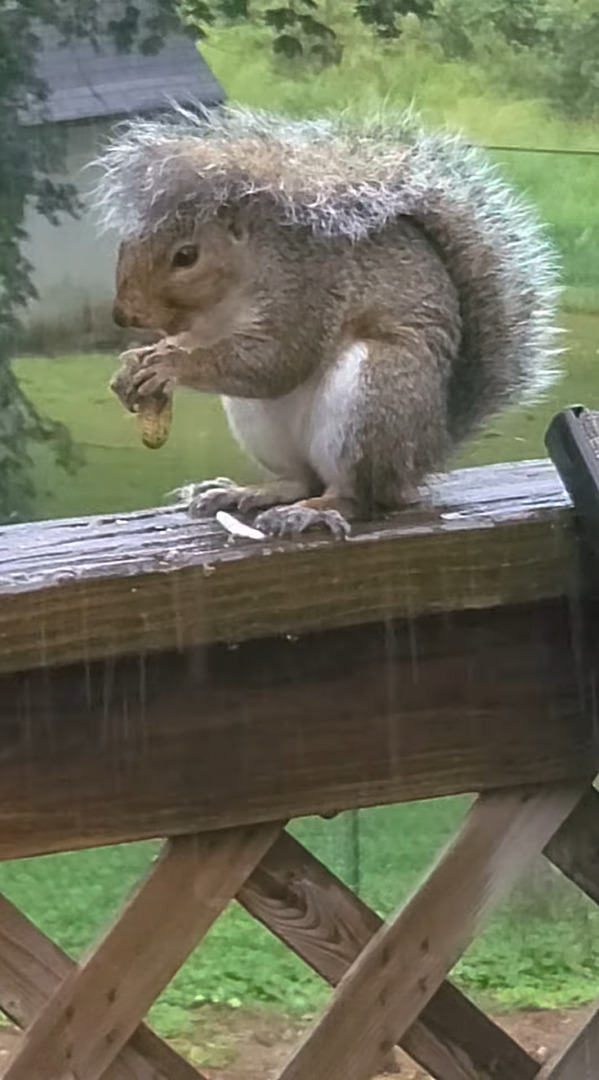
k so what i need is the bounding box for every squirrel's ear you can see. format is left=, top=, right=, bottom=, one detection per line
left=217, top=204, right=249, bottom=243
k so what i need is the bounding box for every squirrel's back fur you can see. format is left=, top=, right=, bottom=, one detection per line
left=95, top=105, right=561, bottom=444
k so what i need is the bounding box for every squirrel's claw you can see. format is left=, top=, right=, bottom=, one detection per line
left=185, top=482, right=248, bottom=517
left=255, top=505, right=351, bottom=540
left=180, top=478, right=237, bottom=496
left=169, top=479, right=240, bottom=515
left=169, top=479, right=241, bottom=514
left=173, top=479, right=315, bottom=519
left=111, top=343, right=179, bottom=413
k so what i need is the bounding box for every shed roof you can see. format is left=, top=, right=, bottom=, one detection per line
left=33, top=26, right=225, bottom=123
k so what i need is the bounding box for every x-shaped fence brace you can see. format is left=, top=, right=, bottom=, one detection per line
left=1, top=783, right=599, bottom=1080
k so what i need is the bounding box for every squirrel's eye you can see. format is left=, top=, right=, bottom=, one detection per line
left=172, top=244, right=199, bottom=269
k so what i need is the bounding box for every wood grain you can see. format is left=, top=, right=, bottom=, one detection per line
left=276, top=785, right=584, bottom=1080
left=0, top=597, right=594, bottom=860
left=0, top=600, right=593, bottom=859
left=536, top=1007, right=599, bottom=1080
left=0, top=461, right=576, bottom=675
left=239, top=831, right=540, bottom=1080
left=0, top=891, right=202, bottom=1080
left=3, top=825, right=280, bottom=1080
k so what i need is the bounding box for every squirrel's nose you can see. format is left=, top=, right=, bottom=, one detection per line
left=113, top=302, right=141, bottom=328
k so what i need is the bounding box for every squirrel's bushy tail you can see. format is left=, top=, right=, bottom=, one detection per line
left=366, top=118, right=562, bottom=440
left=94, top=105, right=561, bottom=437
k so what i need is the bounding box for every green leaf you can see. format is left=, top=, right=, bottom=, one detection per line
left=264, top=7, right=298, bottom=30
left=273, top=31, right=304, bottom=56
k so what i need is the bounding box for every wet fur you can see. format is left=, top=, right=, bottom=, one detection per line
left=96, top=106, right=561, bottom=532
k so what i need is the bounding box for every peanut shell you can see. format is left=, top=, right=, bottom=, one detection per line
left=137, top=395, right=173, bottom=450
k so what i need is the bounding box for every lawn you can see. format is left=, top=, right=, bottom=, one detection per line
left=4, top=310, right=599, bottom=1033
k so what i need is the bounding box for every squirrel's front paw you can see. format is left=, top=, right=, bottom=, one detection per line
left=173, top=479, right=247, bottom=516
left=173, top=479, right=313, bottom=518
left=110, top=342, right=181, bottom=413
left=255, top=505, right=351, bottom=539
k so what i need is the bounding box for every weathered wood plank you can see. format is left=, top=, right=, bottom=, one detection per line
left=0, top=461, right=575, bottom=674
left=544, top=785, right=599, bottom=904
left=276, top=785, right=584, bottom=1080
left=239, top=831, right=539, bottom=1080
left=536, top=1006, right=599, bottom=1079
left=3, top=825, right=280, bottom=1080
left=0, top=599, right=592, bottom=860
left=0, top=891, right=203, bottom=1080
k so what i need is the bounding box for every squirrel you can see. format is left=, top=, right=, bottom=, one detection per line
left=95, top=106, right=561, bottom=538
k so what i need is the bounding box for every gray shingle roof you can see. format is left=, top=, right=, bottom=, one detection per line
left=33, top=27, right=225, bottom=123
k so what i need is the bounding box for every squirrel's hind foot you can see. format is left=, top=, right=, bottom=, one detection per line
left=255, top=497, right=353, bottom=540
left=256, top=505, right=350, bottom=540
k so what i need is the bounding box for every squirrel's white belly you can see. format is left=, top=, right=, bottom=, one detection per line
left=222, top=342, right=366, bottom=491
left=222, top=391, right=313, bottom=479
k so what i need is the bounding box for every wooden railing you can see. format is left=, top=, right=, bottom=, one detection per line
left=0, top=458, right=597, bottom=1079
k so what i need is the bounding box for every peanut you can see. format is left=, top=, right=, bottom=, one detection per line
left=137, top=394, right=173, bottom=450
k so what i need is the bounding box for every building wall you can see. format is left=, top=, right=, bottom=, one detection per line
left=23, top=119, right=123, bottom=353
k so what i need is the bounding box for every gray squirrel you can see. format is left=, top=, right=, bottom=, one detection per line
left=96, top=106, right=561, bottom=538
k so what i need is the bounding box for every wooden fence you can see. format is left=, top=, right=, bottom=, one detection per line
left=0, top=457, right=597, bottom=1079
